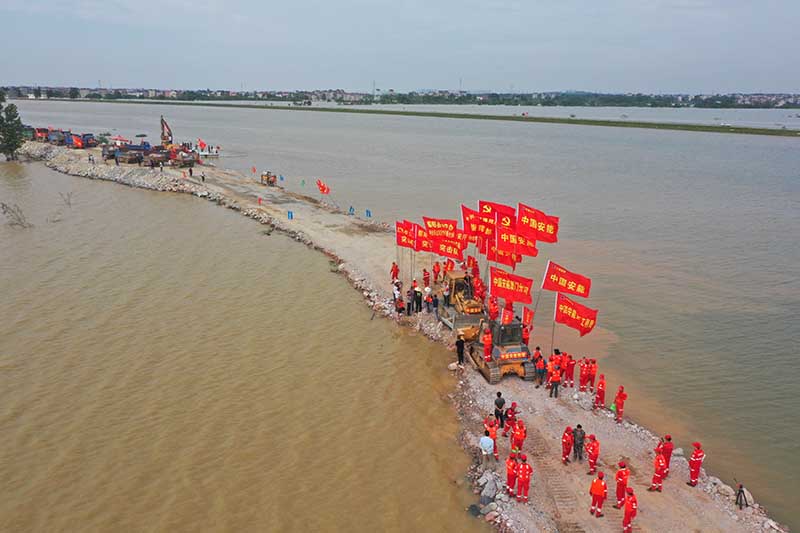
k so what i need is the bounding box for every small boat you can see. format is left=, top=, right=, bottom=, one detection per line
left=198, top=149, right=221, bottom=158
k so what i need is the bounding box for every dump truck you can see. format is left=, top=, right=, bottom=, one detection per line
left=260, top=171, right=278, bottom=186
left=466, top=318, right=535, bottom=384
left=438, top=270, right=484, bottom=330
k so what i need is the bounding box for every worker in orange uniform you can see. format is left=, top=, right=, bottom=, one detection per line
left=614, top=386, right=628, bottom=423
left=432, top=261, right=441, bottom=283
left=648, top=446, right=667, bottom=492
left=564, top=353, right=576, bottom=387
left=549, top=364, right=562, bottom=398
left=622, top=486, right=638, bottom=533
left=488, top=296, right=499, bottom=321
left=613, top=461, right=630, bottom=508
left=545, top=358, right=555, bottom=390
left=521, top=324, right=530, bottom=346
left=512, top=419, right=527, bottom=452
left=390, top=262, right=399, bottom=281
left=422, top=268, right=430, bottom=288
left=658, top=435, right=675, bottom=477
left=516, top=454, right=533, bottom=502
left=594, top=374, right=606, bottom=409
left=586, top=434, right=600, bottom=475
left=687, top=442, right=706, bottom=487
left=588, top=358, right=598, bottom=392
left=505, top=453, right=519, bottom=496
left=579, top=358, right=590, bottom=392
left=561, top=426, right=574, bottom=464
left=503, top=402, right=519, bottom=438
left=483, top=414, right=500, bottom=460
left=589, top=471, right=608, bottom=517
left=482, top=328, right=493, bottom=362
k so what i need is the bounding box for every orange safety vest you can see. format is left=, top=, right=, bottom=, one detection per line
left=514, top=424, right=527, bottom=442
left=551, top=369, right=561, bottom=382
left=590, top=478, right=607, bottom=497
left=506, top=458, right=518, bottom=476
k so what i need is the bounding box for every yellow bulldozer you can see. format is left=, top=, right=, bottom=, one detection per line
left=466, top=318, right=535, bottom=384
left=438, top=271, right=484, bottom=330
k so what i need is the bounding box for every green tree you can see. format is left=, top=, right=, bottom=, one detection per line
left=69, top=87, right=80, bottom=99
left=0, top=91, right=26, bottom=160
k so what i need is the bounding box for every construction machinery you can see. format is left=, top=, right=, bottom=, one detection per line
left=438, top=270, right=484, bottom=330
left=260, top=171, right=278, bottom=186
left=466, top=318, right=535, bottom=384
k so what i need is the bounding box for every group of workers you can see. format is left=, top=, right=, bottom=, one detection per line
left=391, top=260, right=457, bottom=318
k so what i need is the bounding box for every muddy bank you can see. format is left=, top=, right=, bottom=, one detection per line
left=15, top=142, right=788, bottom=533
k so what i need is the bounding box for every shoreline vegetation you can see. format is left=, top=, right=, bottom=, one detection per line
left=20, top=98, right=800, bottom=137
left=10, top=142, right=791, bottom=533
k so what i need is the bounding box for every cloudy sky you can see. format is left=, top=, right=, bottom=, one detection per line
left=1, top=0, right=797, bottom=93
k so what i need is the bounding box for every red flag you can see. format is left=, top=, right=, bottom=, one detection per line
left=490, top=266, right=533, bottom=304
left=541, top=260, right=591, bottom=298
left=251, top=166, right=257, bottom=174
left=316, top=179, right=331, bottom=194
left=413, top=223, right=434, bottom=252
left=501, top=308, right=514, bottom=324
left=523, top=307, right=534, bottom=327
left=462, top=205, right=495, bottom=240
left=479, top=200, right=515, bottom=221
left=555, top=293, right=598, bottom=337
left=487, top=243, right=521, bottom=268
left=466, top=255, right=478, bottom=269
left=395, top=220, right=415, bottom=249
left=422, top=217, right=458, bottom=240
left=495, top=225, right=538, bottom=257
left=518, top=203, right=559, bottom=243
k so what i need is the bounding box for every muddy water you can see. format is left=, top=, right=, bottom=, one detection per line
left=0, top=163, right=481, bottom=533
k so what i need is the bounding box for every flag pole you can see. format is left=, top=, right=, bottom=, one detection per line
left=549, top=294, right=558, bottom=357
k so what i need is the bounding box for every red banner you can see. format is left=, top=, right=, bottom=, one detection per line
left=422, top=217, right=458, bottom=240
left=432, top=238, right=464, bottom=261
left=496, top=225, right=539, bottom=257
left=479, top=201, right=515, bottom=221
left=466, top=255, right=478, bottom=269
left=396, top=220, right=414, bottom=249
left=518, top=203, right=559, bottom=243
left=461, top=205, right=495, bottom=239
left=555, top=293, right=598, bottom=337
left=523, top=307, right=534, bottom=327
left=501, top=308, right=514, bottom=324
left=490, top=267, right=533, bottom=304
left=487, top=243, right=521, bottom=268
left=413, top=223, right=434, bottom=252
left=541, top=260, right=591, bottom=298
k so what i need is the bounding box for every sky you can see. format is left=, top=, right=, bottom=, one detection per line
left=1, top=0, right=798, bottom=94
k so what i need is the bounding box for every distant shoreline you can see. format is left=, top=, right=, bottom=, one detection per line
left=17, top=98, right=800, bottom=138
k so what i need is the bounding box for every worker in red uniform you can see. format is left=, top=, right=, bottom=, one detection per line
left=613, top=461, right=630, bottom=508
left=422, top=268, right=431, bottom=288
left=589, top=471, right=608, bottom=517
left=594, top=374, right=606, bottom=409
left=482, top=328, right=493, bottom=362
left=658, top=435, right=675, bottom=477
left=549, top=364, right=562, bottom=398
left=471, top=263, right=480, bottom=280
left=545, top=358, right=555, bottom=389
left=535, top=354, right=545, bottom=387
left=412, top=278, right=418, bottom=289
left=687, top=441, right=706, bottom=487
left=483, top=414, right=500, bottom=460
left=521, top=324, right=530, bottom=346
left=586, top=434, right=600, bottom=475
left=390, top=261, right=399, bottom=281
left=622, top=486, right=638, bottom=533
left=512, top=419, right=527, bottom=452
left=516, top=454, right=533, bottom=502
left=588, top=358, right=598, bottom=392
left=488, top=296, right=499, bottom=321
left=614, top=386, right=628, bottom=423
left=564, top=353, right=576, bottom=387
left=648, top=446, right=667, bottom=492
left=579, top=358, right=590, bottom=392
left=432, top=261, right=441, bottom=283
left=505, top=453, right=518, bottom=496
left=561, top=426, right=573, bottom=464
left=503, top=402, right=519, bottom=438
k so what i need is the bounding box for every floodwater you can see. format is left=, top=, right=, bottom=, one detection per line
left=10, top=100, right=800, bottom=529
left=0, top=163, right=481, bottom=533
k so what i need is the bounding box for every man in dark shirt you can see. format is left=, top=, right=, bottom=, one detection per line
left=573, top=424, right=586, bottom=462
left=456, top=335, right=465, bottom=366
left=495, top=392, right=506, bottom=428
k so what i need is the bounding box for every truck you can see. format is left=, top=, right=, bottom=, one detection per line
left=48, top=130, right=66, bottom=145
left=466, top=318, right=535, bottom=384
left=64, top=133, right=97, bottom=149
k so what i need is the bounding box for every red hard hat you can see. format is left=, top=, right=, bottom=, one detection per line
left=665, top=434, right=672, bottom=440
left=619, top=385, right=625, bottom=391
left=693, top=441, right=702, bottom=448
left=598, top=471, right=604, bottom=478
left=520, top=454, right=527, bottom=461
left=618, top=461, right=626, bottom=468
left=509, top=453, right=517, bottom=459
left=566, top=426, right=572, bottom=432
left=484, top=328, right=490, bottom=333
left=511, top=401, right=517, bottom=408
left=599, top=374, right=604, bottom=379
left=627, top=487, right=634, bottom=494
left=589, top=434, right=596, bottom=440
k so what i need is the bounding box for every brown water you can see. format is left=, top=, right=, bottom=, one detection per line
left=0, top=163, right=481, bottom=533
left=10, top=100, right=800, bottom=529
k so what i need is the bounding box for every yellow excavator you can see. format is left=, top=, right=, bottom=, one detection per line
left=464, top=318, right=535, bottom=384
left=438, top=271, right=484, bottom=330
